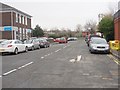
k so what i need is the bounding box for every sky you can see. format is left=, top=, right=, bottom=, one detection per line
left=0, top=0, right=119, bottom=30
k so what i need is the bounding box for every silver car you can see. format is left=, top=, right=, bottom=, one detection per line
left=89, top=37, right=110, bottom=54
left=24, top=39, right=40, bottom=50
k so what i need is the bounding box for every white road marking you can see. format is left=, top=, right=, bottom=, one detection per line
left=0, top=75, right=2, bottom=77
left=47, top=54, right=50, bottom=56
left=18, top=62, right=33, bottom=70
left=44, top=55, right=48, bottom=57
left=76, top=55, right=82, bottom=62
left=83, top=73, right=90, bottom=76
left=107, top=54, right=120, bottom=65
left=3, top=69, right=17, bottom=76
left=69, top=59, right=76, bottom=63
left=63, top=46, right=67, bottom=49
left=41, top=57, right=44, bottom=59
left=55, top=49, right=61, bottom=52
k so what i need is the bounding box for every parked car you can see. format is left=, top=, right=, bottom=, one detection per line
left=0, top=40, right=28, bottom=55
left=89, top=37, right=110, bottom=54
left=0, top=39, right=7, bottom=44
left=54, top=38, right=60, bottom=42
left=54, top=37, right=67, bottom=43
left=87, top=34, right=101, bottom=46
left=38, top=38, right=50, bottom=48
left=24, top=39, right=40, bottom=50
left=67, top=37, right=78, bottom=41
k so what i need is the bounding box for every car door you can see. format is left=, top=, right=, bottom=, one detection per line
left=18, top=40, right=25, bottom=52
left=14, top=40, right=21, bottom=52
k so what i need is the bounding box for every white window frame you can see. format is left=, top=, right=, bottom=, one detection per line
left=22, top=16, right=24, bottom=24
left=25, top=17, right=27, bottom=25
left=19, top=14, right=21, bottom=23
left=16, top=12, right=18, bottom=23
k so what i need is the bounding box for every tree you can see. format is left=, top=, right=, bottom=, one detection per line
left=32, top=25, right=44, bottom=37
left=76, top=24, right=82, bottom=33
left=84, top=20, right=97, bottom=34
left=98, top=14, right=114, bottom=42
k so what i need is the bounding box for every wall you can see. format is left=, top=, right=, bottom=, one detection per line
left=114, top=17, right=120, bottom=40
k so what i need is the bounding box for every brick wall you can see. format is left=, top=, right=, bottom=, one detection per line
left=114, top=17, right=120, bottom=40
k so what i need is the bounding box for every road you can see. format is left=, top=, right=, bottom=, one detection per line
left=1, top=38, right=119, bottom=88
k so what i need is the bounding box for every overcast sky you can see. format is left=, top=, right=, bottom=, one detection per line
left=0, top=0, right=119, bottom=30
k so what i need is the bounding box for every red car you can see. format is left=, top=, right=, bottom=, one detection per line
left=54, top=37, right=67, bottom=43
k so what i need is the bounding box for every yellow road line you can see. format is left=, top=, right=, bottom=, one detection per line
left=107, top=54, right=120, bottom=65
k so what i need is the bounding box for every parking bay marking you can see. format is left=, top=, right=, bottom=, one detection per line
left=3, top=69, right=17, bottom=76
left=41, top=57, right=44, bottom=59
left=55, top=49, right=61, bottom=52
left=107, top=54, right=120, bottom=65
left=18, top=62, right=34, bottom=70
left=3, top=62, right=34, bottom=76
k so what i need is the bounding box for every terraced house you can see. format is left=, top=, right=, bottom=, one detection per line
left=0, top=2, right=32, bottom=40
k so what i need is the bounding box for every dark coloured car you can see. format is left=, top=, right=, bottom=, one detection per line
left=38, top=38, right=50, bottom=48
left=87, top=34, right=101, bottom=46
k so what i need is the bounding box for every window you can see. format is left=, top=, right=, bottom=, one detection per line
left=22, top=16, right=24, bottom=24
left=23, top=28, right=25, bottom=34
left=19, top=15, right=21, bottom=23
left=19, top=28, right=22, bottom=34
left=25, top=17, right=27, bottom=25
left=16, top=13, right=18, bottom=22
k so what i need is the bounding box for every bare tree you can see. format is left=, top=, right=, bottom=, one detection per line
left=84, top=20, right=97, bottom=34
left=76, top=24, right=82, bottom=33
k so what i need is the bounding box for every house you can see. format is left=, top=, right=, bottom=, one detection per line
left=0, top=2, right=32, bottom=40
left=82, top=31, right=90, bottom=37
left=114, top=9, right=120, bottom=40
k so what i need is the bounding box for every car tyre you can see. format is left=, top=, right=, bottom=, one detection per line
left=44, top=45, right=47, bottom=48
left=14, top=48, right=18, bottom=55
left=25, top=47, right=28, bottom=52
left=31, top=46, right=34, bottom=51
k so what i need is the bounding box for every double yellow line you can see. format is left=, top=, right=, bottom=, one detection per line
left=107, top=54, right=120, bottom=65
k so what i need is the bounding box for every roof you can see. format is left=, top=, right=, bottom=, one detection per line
left=114, top=1, right=120, bottom=19
left=114, top=10, right=120, bottom=19
left=0, top=2, right=32, bottom=17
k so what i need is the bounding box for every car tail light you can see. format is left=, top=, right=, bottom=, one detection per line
left=8, top=45, right=12, bottom=47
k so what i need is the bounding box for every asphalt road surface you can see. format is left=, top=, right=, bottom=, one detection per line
left=1, top=38, right=119, bottom=88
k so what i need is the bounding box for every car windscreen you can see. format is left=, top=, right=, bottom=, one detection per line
left=24, top=40, right=33, bottom=44
left=92, top=38, right=107, bottom=44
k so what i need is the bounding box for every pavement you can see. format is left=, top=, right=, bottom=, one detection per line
left=1, top=38, right=119, bottom=88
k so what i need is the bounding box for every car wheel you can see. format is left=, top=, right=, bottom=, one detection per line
left=25, top=47, right=28, bottom=52
left=38, top=45, right=41, bottom=49
left=31, top=46, right=34, bottom=51
left=14, top=48, right=18, bottom=55
left=44, top=45, right=47, bottom=48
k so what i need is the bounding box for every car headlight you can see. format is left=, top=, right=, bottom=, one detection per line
left=91, top=45, right=96, bottom=49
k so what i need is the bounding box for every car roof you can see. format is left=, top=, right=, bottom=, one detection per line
left=91, top=37, right=106, bottom=41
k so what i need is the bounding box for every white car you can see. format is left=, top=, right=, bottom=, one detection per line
left=0, top=40, right=28, bottom=55
left=0, top=39, right=7, bottom=43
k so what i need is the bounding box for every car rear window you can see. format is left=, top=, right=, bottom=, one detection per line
left=1, top=40, right=12, bottom=45
left=92, top=38, right=107, bottom=44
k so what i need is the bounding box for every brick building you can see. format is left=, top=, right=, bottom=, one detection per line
left=114, top=9, right=120, bottom=41
left=0, top=2, right=32, bottom=40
